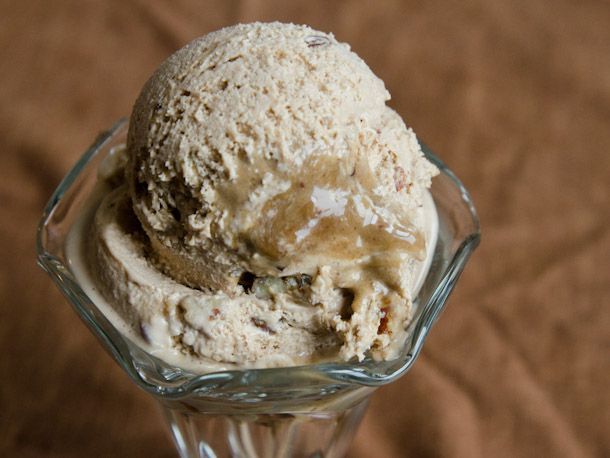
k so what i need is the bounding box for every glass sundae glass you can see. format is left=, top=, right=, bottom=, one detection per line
left=37, top=119, right=480, bottom=457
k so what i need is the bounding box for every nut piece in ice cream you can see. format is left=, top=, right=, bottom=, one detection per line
left=79, top=22, right=439, bottom=370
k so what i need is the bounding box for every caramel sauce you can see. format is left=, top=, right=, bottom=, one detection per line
left=217, top=149, right=425, bottom=275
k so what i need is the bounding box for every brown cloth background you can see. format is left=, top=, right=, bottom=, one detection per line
left=1, top=1, right=609, bottom=456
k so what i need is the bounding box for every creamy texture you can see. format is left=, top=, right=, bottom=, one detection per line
left=69, top=22, right=440, bottom=371
left=66, top=168, right=438, bottom=371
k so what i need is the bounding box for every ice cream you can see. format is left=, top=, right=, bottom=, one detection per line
left=68, top=22, right=439, bottom=371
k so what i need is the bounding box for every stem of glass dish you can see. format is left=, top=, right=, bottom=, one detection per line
left=161, top=395, right=371, bottom=458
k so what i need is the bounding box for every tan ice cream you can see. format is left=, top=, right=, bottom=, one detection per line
left=71, top=22, right=439, bottom=371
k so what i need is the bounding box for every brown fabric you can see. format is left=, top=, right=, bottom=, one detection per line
left=1, top=1, right=609, bottom=456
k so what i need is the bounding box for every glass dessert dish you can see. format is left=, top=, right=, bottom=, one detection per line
left=37, top=119, right=480, bottom=458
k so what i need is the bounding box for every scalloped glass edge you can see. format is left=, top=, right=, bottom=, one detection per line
left=36, top=119, right=480, bottom=398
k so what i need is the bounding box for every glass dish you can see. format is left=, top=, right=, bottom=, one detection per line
left=37, top=119, right=480, bottom=457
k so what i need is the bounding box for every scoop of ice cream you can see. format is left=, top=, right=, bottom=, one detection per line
left=127, top=22, right=436, bottom=297
left=75, top=22, right=440, bottom=367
